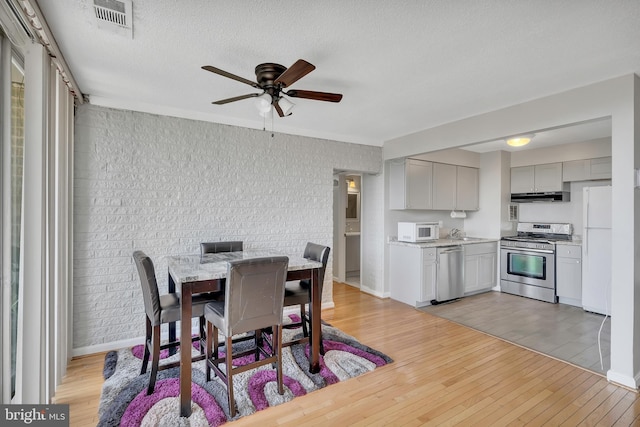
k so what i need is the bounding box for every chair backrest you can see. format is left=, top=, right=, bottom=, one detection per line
left=302, top=242, right=331, bottom=292
left=133, top=250, right=162, bottom=325
left=223, top=256, right=289, bottom=336
left=200, top=241, right=243, bottom=257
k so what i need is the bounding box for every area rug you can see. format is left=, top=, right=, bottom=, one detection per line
left=97, top=315, right=392, bottom=426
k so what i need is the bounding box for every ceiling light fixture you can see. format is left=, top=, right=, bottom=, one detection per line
left=506, top=134, right=535, bottom=147
left=254, top=92, right=273, bottom=114
left=278, top=97, right=295, bottom=116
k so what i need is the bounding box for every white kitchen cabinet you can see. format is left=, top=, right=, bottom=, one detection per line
left=463, top=242, right=497, bottom=294
left=432, top=163, right=456, bottom=210
left=511, top=162, right=563, bottom=193
left=389, top=244, right=436, bottom=307
left=456, top=166, right=479, bottom=211
left=432, top=163, right=479, bottom=211
left=562, top=157, right=612, bottom=182
left=389, top=158, right=433, bottom=209
left=590, top=157, right=612, bottom=179
left=556, top=244, right=582, bottom=307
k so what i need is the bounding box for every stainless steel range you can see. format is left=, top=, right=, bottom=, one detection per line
left=500, top=222, right=573, bottom=303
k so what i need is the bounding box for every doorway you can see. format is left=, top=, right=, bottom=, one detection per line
left=333, top=173, right=361, bottom=288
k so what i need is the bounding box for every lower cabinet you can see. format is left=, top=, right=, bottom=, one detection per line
left=389, top=244, right=436, bottom=307
left=556, top=244, right=582, bottom=307
left=464, top=242, right=497, bottom=294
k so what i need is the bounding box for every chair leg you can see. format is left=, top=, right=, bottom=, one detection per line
left=300, top=304, right=308, bottom=337
left=199, top=316, right=206, bottom=354
left=226, top=335, right=236, bottom=417
left=205, top=320, right=213, bottom=381
left=147, top=324, right=161, bottom=395
left=275, top=325, right=284, bottom=395
left=140, top=317, right=151, bottom=375
left=253, top=329, right=263, bottom=362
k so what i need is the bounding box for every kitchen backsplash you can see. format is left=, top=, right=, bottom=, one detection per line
left=518, top=180, right=611, bottom=235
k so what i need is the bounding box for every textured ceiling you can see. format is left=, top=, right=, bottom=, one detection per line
left=37, top=1, right=640, bottom=148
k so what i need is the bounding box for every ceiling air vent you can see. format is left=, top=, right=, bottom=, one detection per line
left=93, top=0, right=133, bottom=37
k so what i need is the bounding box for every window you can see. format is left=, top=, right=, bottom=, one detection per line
left=9, top=55, right=25, bottom=400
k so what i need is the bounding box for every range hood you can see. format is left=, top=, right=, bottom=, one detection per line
left=510, top=191, right=570, bottom=203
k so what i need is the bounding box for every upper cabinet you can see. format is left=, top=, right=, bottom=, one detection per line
left=432, top=163, right=479, bottom=211
left=390, top=159, right=479, bottom=211
left=456, top=166, right=480, bottom=211
left=432, top=163, right=456, bottom=210
left=562, top=157, right=612, bottom=182
left=389, top=158, right=433, bottom=209
left=511, top=162, right=564, bottom=193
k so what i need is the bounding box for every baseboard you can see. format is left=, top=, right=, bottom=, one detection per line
left=607, top=369, right=639, bottom=390
left=72, top=324, right=202, bottom=357
left=359, top=285, right=386, bottom=299
left=72, top=336, right=143, bottom=357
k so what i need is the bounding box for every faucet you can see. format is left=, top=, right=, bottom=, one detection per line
left=449, top=228, right=462, bottom=239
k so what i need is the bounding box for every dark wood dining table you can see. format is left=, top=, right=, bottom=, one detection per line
left=166, top=250, right=324, bottom=418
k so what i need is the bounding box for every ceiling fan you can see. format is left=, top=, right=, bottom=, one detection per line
left=201, top=59, right=343, bottom=117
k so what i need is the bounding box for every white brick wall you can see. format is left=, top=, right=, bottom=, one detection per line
left=73, top=104, right=382, bottom=351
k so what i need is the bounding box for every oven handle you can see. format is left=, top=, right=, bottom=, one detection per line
left=500, top=246, right=554, bottom=255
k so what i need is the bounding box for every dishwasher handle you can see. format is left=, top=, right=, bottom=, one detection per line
left=438, top=246, right=463, bottom=253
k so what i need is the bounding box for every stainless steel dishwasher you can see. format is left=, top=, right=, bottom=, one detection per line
left=432, top=245, right=464, bottom=304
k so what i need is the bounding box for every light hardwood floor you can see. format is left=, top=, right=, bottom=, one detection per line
left=54, top=282, right=640, bottom=426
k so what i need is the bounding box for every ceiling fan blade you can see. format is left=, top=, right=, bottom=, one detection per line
left=202, top=65, right=260, bottom=89
left=274, top=59, right=316, bottom=88
left=273, top=101, right=285, bottom=117
left=212, top=93, right=259, bottom=105
left=285, top=89, right=343, bottom=103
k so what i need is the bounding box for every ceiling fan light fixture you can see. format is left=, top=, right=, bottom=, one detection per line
left=255, top=92, right=273, bottom=113
left=506, top=134, right=535, bottom=147
left=278, top=97, right=295, bottom=116
left=259, top=109, right=272, bottom=118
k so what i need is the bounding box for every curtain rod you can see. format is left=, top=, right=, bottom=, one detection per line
left=12, top=0, right=84, bottom=103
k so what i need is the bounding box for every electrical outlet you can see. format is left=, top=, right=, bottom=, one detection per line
left=438, top=220, right=443, bottom=228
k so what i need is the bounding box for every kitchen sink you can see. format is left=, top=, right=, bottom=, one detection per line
left=451, top=237, right=484, bottom=241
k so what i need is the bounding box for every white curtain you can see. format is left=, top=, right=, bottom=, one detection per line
left=8, top=41, right=73, bottom=404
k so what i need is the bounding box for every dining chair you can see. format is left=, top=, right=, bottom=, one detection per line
left=204, top=256, right=289, bottom=418
left=200, top=241, right=243, bottom=258
left=196, top=241, right=244, bottom=352
left=133, top=250, right=212, bottom=395
left=283, top=242, right=330, bottom=353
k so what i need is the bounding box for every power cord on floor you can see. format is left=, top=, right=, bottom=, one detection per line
left=597, top=280, right=611, bottom=372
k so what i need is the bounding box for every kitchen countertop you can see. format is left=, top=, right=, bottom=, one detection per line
left=389, top=237, right=499, bottom=248
left=554, top=238, right=582, bottom=246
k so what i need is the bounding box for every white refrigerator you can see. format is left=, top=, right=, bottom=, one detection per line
left=582, top=185, right=612, bottom=315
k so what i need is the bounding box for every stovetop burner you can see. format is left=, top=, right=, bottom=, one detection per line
left=501, top=222, right=573, bottom=250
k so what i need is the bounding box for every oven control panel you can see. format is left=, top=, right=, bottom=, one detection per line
left=500, top=239, right=555, bottom=251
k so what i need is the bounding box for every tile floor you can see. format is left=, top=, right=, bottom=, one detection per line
left=420, top=291, right=611, bottom=375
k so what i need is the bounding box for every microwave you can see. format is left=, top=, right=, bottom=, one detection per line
left=397, top=222, right=439, bottom=242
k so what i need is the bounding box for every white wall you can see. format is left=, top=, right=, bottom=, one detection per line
left=361, top=172, right=385, bottom=297
left=383, top=74, right=640, bottom=389
left=72, top=104, right=382, bottom=354
left=464, top=150, right=513, bottom=238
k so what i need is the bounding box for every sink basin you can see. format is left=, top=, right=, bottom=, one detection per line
left=450, top=237, right=483, bottom=241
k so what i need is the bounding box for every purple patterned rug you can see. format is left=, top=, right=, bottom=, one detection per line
left=97, top=316, right=392, bottom=426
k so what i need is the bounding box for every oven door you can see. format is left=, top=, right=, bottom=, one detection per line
left=500, top=246, right=555, bottom=289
